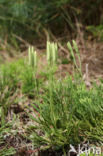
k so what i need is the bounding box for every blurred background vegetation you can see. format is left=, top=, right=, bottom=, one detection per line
left=0, top=0, right=103, bottom=53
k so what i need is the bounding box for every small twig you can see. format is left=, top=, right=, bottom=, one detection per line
left=12, top=34, right=30, bottom=47
left=83, top=63, right=91, bottom=87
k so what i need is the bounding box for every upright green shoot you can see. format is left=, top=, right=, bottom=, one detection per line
left=46, top=41, right=58, bottom=127
left=72, top=40, right=82, bottom=74
left=67, top=40, right=82, bottom=76
left=47, top=41, right=58, bottom=65
left=28, top=46, right=37, bottom=71
left=28, top=46, right=38, bottom=93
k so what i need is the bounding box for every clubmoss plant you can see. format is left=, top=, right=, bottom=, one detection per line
left=28, top=46, right=37, bottom=70
left=28, top=46, right=39, bottom=94
left=28, top=41, right=103, bottom=154
left=47, top=41, right=58, bottom=65
left=67, top=40, right=82, bottom=76
left=0, top=41, right=103, bottom=155
left=29, top=75, right=103, bottom=152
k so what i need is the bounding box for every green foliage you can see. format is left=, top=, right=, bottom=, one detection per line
left=0, top=58, right=38, bottom=121
left=0, top=147, right=15, bottom=156
left=0, top=61, right=23, bottom=124
left=28, top=46, right=37, bottom=69
left=0, top=61, right=20, bottom=90
left=0, top=110, right=16, bottom=155
left=0, top=41, right=103, bottom=154
left=0, top=0, right=102, bottom=48
left=26, top=41, right=103, bottom=151
left=87, top=25, right=103, bottom=41
left=0, top=123, right=16, bottom=156
left=29, top=75, right=103, bottom=151
left=67, top=40, right=82, bottom=75
left=21, top=66, right=37, bottom=95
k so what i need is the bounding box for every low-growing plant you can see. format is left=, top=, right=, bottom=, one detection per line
left=29, top=75, right=103, bottom=151
left=28, top=41, right=103, bottom=154
left=28, top=46, right=37, bottom=70
left=67, top=40, right=82, bottom=76
left=0, top=41, right=103, bottom=155
left=0, top=58, right=37, bottom=123
left=21, top=66, right=37, bottom=96
left=47, top=41, right=58, bottom=65
left=0, top=61, right=23, bottom=124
